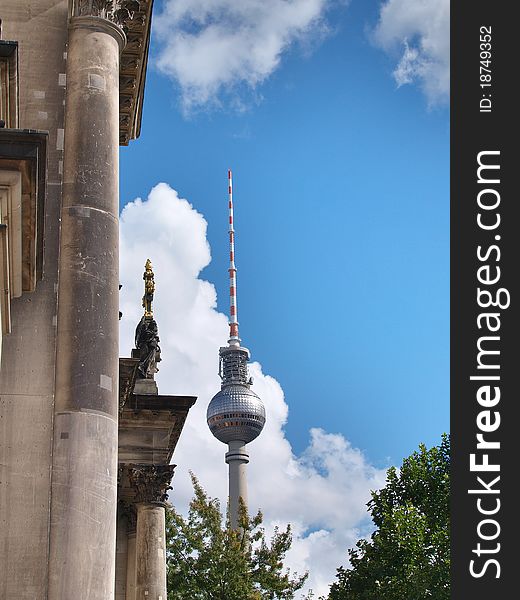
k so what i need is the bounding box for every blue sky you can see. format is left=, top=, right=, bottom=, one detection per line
left=121, top=0, right=449, bottom=468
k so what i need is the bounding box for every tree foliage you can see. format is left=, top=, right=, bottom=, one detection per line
left=166, top=474, right=308, bottom=599
left=328, top=434, right=450, bottom=600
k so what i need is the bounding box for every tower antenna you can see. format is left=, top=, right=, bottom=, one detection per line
left=228, top=169, right=240, bottom=346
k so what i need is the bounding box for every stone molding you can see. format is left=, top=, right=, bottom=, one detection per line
left=0, top=41, right=19, bottom=128
left=129, top=464, right=176, bottom=505
left=118, top=357, right=139, bottom=412
left=0, top=129, right=48, bottom=360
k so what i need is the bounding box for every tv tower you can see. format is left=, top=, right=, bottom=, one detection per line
left=207, top=170, right=266, bottom=530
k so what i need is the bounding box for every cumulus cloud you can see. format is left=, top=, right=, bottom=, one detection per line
left=119, top=183, right=387, bottom=596
left=372, top=0, right=449, bottom=105
left=153, top=0, right=333, bottom=112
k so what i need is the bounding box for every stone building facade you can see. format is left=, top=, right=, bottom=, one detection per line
left=0, top=2, right=195, bottom=599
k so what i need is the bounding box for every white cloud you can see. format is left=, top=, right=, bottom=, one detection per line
left=153, top=0, right=333, bottom=112
left=372, top=0, right=449, bottom=106
left=119, top=183, right=387, bottom=596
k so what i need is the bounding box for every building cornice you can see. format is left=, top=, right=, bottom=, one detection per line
left=118, top=0, right=153, bottom=145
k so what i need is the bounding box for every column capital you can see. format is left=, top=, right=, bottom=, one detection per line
left=129, top=464, right=176, bottom=505
left=71, top=1, right=142, bottom=32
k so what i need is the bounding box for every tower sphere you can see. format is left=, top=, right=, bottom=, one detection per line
left=207, top=383, right=266, bottom=444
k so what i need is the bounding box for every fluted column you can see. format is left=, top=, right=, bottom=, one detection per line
left=130, top=465, right=175, bottom=600
left=226, top=440, right=250, bottom=530
left=47, top=3, right=137, bottom=599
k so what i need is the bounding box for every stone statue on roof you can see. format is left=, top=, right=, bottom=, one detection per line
left=134, top=259, right=161, bottom=379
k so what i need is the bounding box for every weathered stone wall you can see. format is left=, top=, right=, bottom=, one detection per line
left=0, top=2, right=68, bottom=598
left=115, top=514, right=129, bottom=600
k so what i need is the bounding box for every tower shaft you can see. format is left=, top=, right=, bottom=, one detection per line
left=225, top=440, right=250, bottom=530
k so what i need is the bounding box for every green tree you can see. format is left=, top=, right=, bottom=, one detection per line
left=328, top=434, right=450, bottom=600
left=166, top=474, right=309, bottom=600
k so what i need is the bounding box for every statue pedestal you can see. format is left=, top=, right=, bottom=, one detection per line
left=133, top=378, right=158, bottom=395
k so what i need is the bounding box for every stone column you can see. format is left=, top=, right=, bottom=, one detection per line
left=47, top=4, right=134, bottom=599
left=130, top=465, right=175, bottom=600
left=226, top=440, right=250, bottom=530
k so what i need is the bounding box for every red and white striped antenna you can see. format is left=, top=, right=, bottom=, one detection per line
left=227, top=169, right=240, bottom=346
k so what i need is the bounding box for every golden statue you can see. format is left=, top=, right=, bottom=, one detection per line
left=142, top=258, right=155, bottom=318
